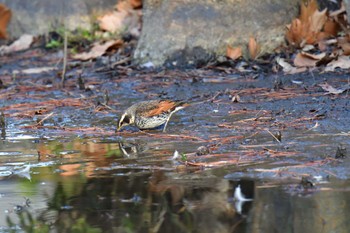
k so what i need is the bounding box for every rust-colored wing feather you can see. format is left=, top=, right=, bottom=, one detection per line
left=145, top=100, right=187, bottom=117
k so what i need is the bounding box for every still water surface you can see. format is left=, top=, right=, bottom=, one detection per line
left=1, top=131, right=350, bottom=233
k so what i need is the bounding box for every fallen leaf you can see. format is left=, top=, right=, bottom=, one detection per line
left=98, top=0, right=141, bottom=37
left=285, top=0, right=340, bottom=48
left=294, top=52, right=326, bottom=67
left=309, top=9, right=327, bottom=33
left=299, top=0, right=318, bottom=23
left=98, top=11, right=129, bottom=33
left=329, top=1, right=346, bottom=17
left=130, top=0, right=142, bottom=8
left=325, top=55, right=350, bottom=72
left=116, top=0, right=133, bottom=12
left=319, top=83, right=350, bottom=95
left=73, top=40, right=123, bottom=60
left=323, top=19, right=339, bottom=37
left=302, top=44, right=315, bottom=51
left=276, top=57, right=307, bottom=74
left=337, top=37, right=350, bottom=55
left=248, top=37, right=260, bottom=60
left=0, top=4, right=11, bottom=39
left=0, top=34, right=34, bottom=54
left=226, top=45, right=242, bottom=60
left=340, top=43, right=350, bottom=55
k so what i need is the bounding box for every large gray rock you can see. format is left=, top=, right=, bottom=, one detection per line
left=344, top=0, right=350, bottom=21
left=0, top=0, right=116, bottom=38
left=134, top=0, right=300, bottom=67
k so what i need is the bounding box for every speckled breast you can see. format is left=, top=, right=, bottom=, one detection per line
left=135, top=114, right=168, bottom=129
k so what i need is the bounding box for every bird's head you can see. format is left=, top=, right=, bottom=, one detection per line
left=117, top=112, right=135, bottom=131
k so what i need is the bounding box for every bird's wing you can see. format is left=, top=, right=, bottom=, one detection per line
left=144, top=100, right=182, bottom=117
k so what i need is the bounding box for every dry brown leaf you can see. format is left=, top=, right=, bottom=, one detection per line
left=300, top=0, right=318, bottom=23
left=98, top=11, right=128, bottom=33
left=0, top=34, right=34, bottom=54
left=339, top=43, right=350, bottom=55
left=318, top=40, right=327, bottom=51
left=338, top=37, right=350, bottom=55
left=130, top=0, right=142, bottom=9
left=309, top=9, right=327, bottom=33
left=226, top=45, right=242, bottom=60
left=98, top=1, right=141, bottom=37
left=116, top=0, right=133, bottom=12
left=73, top=40, right=123, bottom=61
left=329, top=1, right=346, bottom=17
left=286, top=19, right=303, bottom=46
left=294, top=52, right=326, bottom=67
left=325, top=55, right=350, bottom=72
left=286, top=0, right=340, bottom=48
left=276, top=57, right=307, bottom=74
left=294, top=53, right=317, bottom=67
left=323, top=20, right=339, bottom=37
left=248, top=37, right=260, bottom=60
left=319, top=83, right=349, bottom=95
left=303, top=51, right=325, bottom=60
left=0, top=4, right=11, bottom=39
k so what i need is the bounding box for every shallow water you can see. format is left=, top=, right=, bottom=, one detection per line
left=0, top=128, right=350, bottom=232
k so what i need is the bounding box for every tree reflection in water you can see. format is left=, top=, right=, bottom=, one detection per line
left=6, top=170, right=251, bottom=233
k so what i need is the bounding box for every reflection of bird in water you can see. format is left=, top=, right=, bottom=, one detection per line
left=118, top=142, right=147, bottom=158
left=233, top=185, right=253, bottom=215
left=117, top=100, right=188, bottom=132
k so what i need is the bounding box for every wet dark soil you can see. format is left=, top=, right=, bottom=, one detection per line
left=0, top=48, right=350, bottom=232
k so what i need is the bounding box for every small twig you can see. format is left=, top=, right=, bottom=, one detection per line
left=266, top=129, right=281, bottom=143
left=61, top=29, right=68, bottom=87
left=94, top=57, right=131, bottom=72
left=189, top=91, right=224, bottom=106
left=99, top=103, right=118, bottom=113
left=35, top=112, right=54, bottom=126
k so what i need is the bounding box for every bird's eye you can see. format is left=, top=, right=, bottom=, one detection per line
left=122, top=116, right=130, bottom=124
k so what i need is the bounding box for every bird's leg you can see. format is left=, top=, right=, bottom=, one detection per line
left=163, top=111, right=175, bottom=132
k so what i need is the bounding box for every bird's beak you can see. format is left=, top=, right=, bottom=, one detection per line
left=116, top=125, right=123, bottom=132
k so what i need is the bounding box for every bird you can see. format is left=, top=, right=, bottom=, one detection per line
left=117, top=100, right=189, bottom=132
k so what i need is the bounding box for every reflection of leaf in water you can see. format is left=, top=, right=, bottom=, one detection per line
left=6, top=209, right=50, bottom=233
left=181, top=153, right=187, bottom=162
left=47, top=182, right=68, bottom=210
left=18, top=176, right=40, bottom=197
left=120, top=215, right=135, bottom=233
left=72, top=217, right=102, bottom=233
left=49, top=142, right=65, bottom=156
left=105, top=144, right=122, bottom=158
